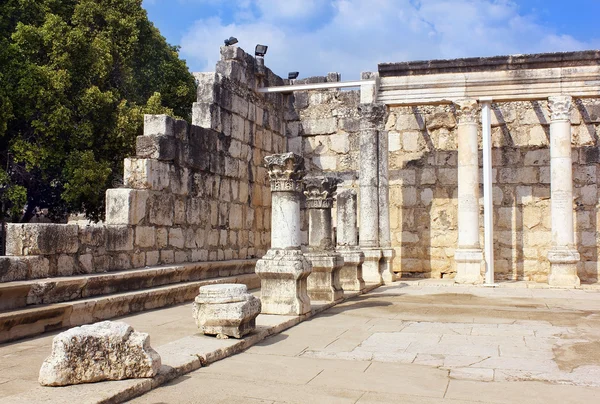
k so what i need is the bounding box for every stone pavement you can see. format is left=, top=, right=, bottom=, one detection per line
left=130, top=281, right=600, bottom=403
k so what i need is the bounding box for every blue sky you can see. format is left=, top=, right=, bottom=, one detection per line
left=142, top=0, right=600, bottom=81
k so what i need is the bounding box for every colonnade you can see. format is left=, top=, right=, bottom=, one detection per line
left=452, top=95, right=580, bottom=287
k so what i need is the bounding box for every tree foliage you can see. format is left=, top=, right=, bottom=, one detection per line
left=0, top=0, right=196, bottom=222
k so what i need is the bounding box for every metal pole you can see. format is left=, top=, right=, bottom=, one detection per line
left=257, top=80, right=376, bottom=93
left=480, top=98, right=495, bottom=285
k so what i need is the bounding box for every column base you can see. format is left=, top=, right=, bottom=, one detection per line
left=548, top=247, right=580, bottom=288
left=306, top=252, right=344, bottom=302
left=255, top=249, right=312, bottom=315
left=380, top=248, right=396, bottom=284
left=338, top=249, right=365, bottom=292
left=454, top=248, right=484, bottom=284
left=361, top=248, right=383, bottom=285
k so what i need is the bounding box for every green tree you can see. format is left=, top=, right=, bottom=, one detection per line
left=0, top=0, right=196, bottom=222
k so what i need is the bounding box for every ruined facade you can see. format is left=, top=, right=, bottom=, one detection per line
left=1, top=47, right=600, bottom=342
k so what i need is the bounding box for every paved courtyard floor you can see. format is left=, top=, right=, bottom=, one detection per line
left=131, top=281, right=600, bottom=403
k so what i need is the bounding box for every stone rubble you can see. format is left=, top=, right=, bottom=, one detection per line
left=192, top=283, right=261, bottom=338
left=39, top=321, right=161, bottom=386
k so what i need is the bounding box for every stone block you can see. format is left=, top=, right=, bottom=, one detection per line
left=192, top=284, right=261, bottom=339
left=143, top=114, right=175, bottom=137
left=302, top=118, right=337, bottom=135
left=169, top=228, right=185, bottom=249
left=136, top=135, right=176, bottom=161
left=135, top=226, right=156, bottom=248
left=0, top=256, right=49, bottom=282
left=39, top=321, right=161, bottom=386
left=57, top=255, right=76, bottom=276
left=78, top=224, right=106, bottom=246
left=124, top=158, right=170, bottom=191
left=149, top=193, right=174, bottom=226
left=105, top=226, right=134, bottom=252
left=105, top=188, right=149, bottom=225
left=5, top=224, right=79, bottom=256
left=160, top=249, right=175, bottom=264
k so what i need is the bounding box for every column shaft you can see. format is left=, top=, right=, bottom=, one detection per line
left=454, top=99, right=483, bottom=284
left=547, top=95, right=580, bottom=287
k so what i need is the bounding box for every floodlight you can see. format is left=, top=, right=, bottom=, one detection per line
left=255, top=44, right=268, bottom=57
left=288, top=72, right=299, bottom=80
left=224, top=37, right=238, bottom=46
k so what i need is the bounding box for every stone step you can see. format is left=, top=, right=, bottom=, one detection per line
left=0, top=259, right=258, bottom=311
left=0, top=272, right=260, bottom=344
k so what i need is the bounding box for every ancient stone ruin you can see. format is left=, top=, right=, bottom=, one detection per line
left=2, top=47, right=600, bottom=344
left=39, top=321, right=161, bottom=386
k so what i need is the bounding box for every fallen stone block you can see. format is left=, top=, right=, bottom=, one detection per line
left=39, top=321, right=161, bottom=386
left=192, top=284, right=261, bottom=339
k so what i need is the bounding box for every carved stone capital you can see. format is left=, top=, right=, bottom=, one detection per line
left=548, top=95, right=572, bottom=122
left=358, top=103, right=387, bottom=131
left=264, top=152, right=305, bottom=192
left=304, top=176, right=341, bottom=209
left=454, top=99, right=479, bottom=124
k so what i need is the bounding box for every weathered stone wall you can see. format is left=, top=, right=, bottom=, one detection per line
left=285, top=76, right=361, bottom=245
left=1, top=46, right=286, bottom=282
left=387, top=99, right=600, bottom=283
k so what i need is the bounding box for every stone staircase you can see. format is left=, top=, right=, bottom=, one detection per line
left=0, top=259, right=259, bottom=344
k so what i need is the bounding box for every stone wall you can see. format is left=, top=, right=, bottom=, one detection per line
left=1, top=45, right=286, bottom=282
left=387, top=99, right=600, bottom=283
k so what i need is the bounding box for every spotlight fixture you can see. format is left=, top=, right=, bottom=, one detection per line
left=224, top=37, right=238, bottom=46
left=255, top=44, right=268, bottom=57
left=288, top=72, right=299, bottom=80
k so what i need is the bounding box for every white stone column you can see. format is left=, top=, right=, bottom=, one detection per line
left=255, top=152, right=312, bottom=315
left=336, top=189, right=365, bottom=291
left=305, top=176, right=344, bottom=302
left=547, top=95, right=580, bottom=287
left=359, top=103, right=385, bottom=284
left=454, top=99, right=484, bottom=284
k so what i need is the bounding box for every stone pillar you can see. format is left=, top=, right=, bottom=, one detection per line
left=454, top=99, right=484, bottom=284
left=336, top=189, right=365, bottom=291
left=305, top=176, right=344, bottom=302
left=547, top=95, right=580, bottom=287
left=378, top=129, right=396, bottom=284
left=255, top=152, right=312, bottom=315
left=359, top=103, right=385, bottom=284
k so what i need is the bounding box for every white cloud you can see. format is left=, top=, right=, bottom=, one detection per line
left=180, top=0, right=596, bottom=80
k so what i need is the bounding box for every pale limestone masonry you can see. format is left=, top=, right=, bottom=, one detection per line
left=39, top=321, right=161, bottom=386
left=255, top=153, right=312, bottom=315
left=336, top=189, right=366, bottom=291
left=192, top=283, right=261, bottom=338
left=305, top=176, right=344, bottom=302
left=2, top=45, right=285, bottom=282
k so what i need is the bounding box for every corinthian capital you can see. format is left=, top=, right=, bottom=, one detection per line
left=548, top=95, right=572, bottom=122
left=304, top=176, right=341, bottom=209
left=264, top=152, right=305, bottom=192
left=454, top=99, right=479, bottom=124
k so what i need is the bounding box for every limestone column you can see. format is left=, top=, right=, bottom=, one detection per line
left=454, top=99, right=484, bottom=284
left=255, top=152, right=312, bottom=315
left=359, top=103, right=384, bottom=284
left=378, top=128, right=396, bottom=284
left=547, top=95, right=580, bottom=287
left=336, top=189, right=365, bottom=291
left=305, top=176, right=344, bottom=302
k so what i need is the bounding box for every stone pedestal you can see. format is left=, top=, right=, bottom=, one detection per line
left=381, top=248, right=396, bottom=284
left=361, top=248, right=383, bottom=284
left=338, top=250, right=365, bottom=291
left=305, top=176, right=344, bottom=302
left=547, top=95, right=580, bottom=287
left=454, top=249, right=484, bottom=284
left=454, top=99, right=483, bottom=284
left=192, top=284, right=261, bottom=339
left=336, top=189, right=365, bottom=291
left=255, top=153, right=312, bottom=315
